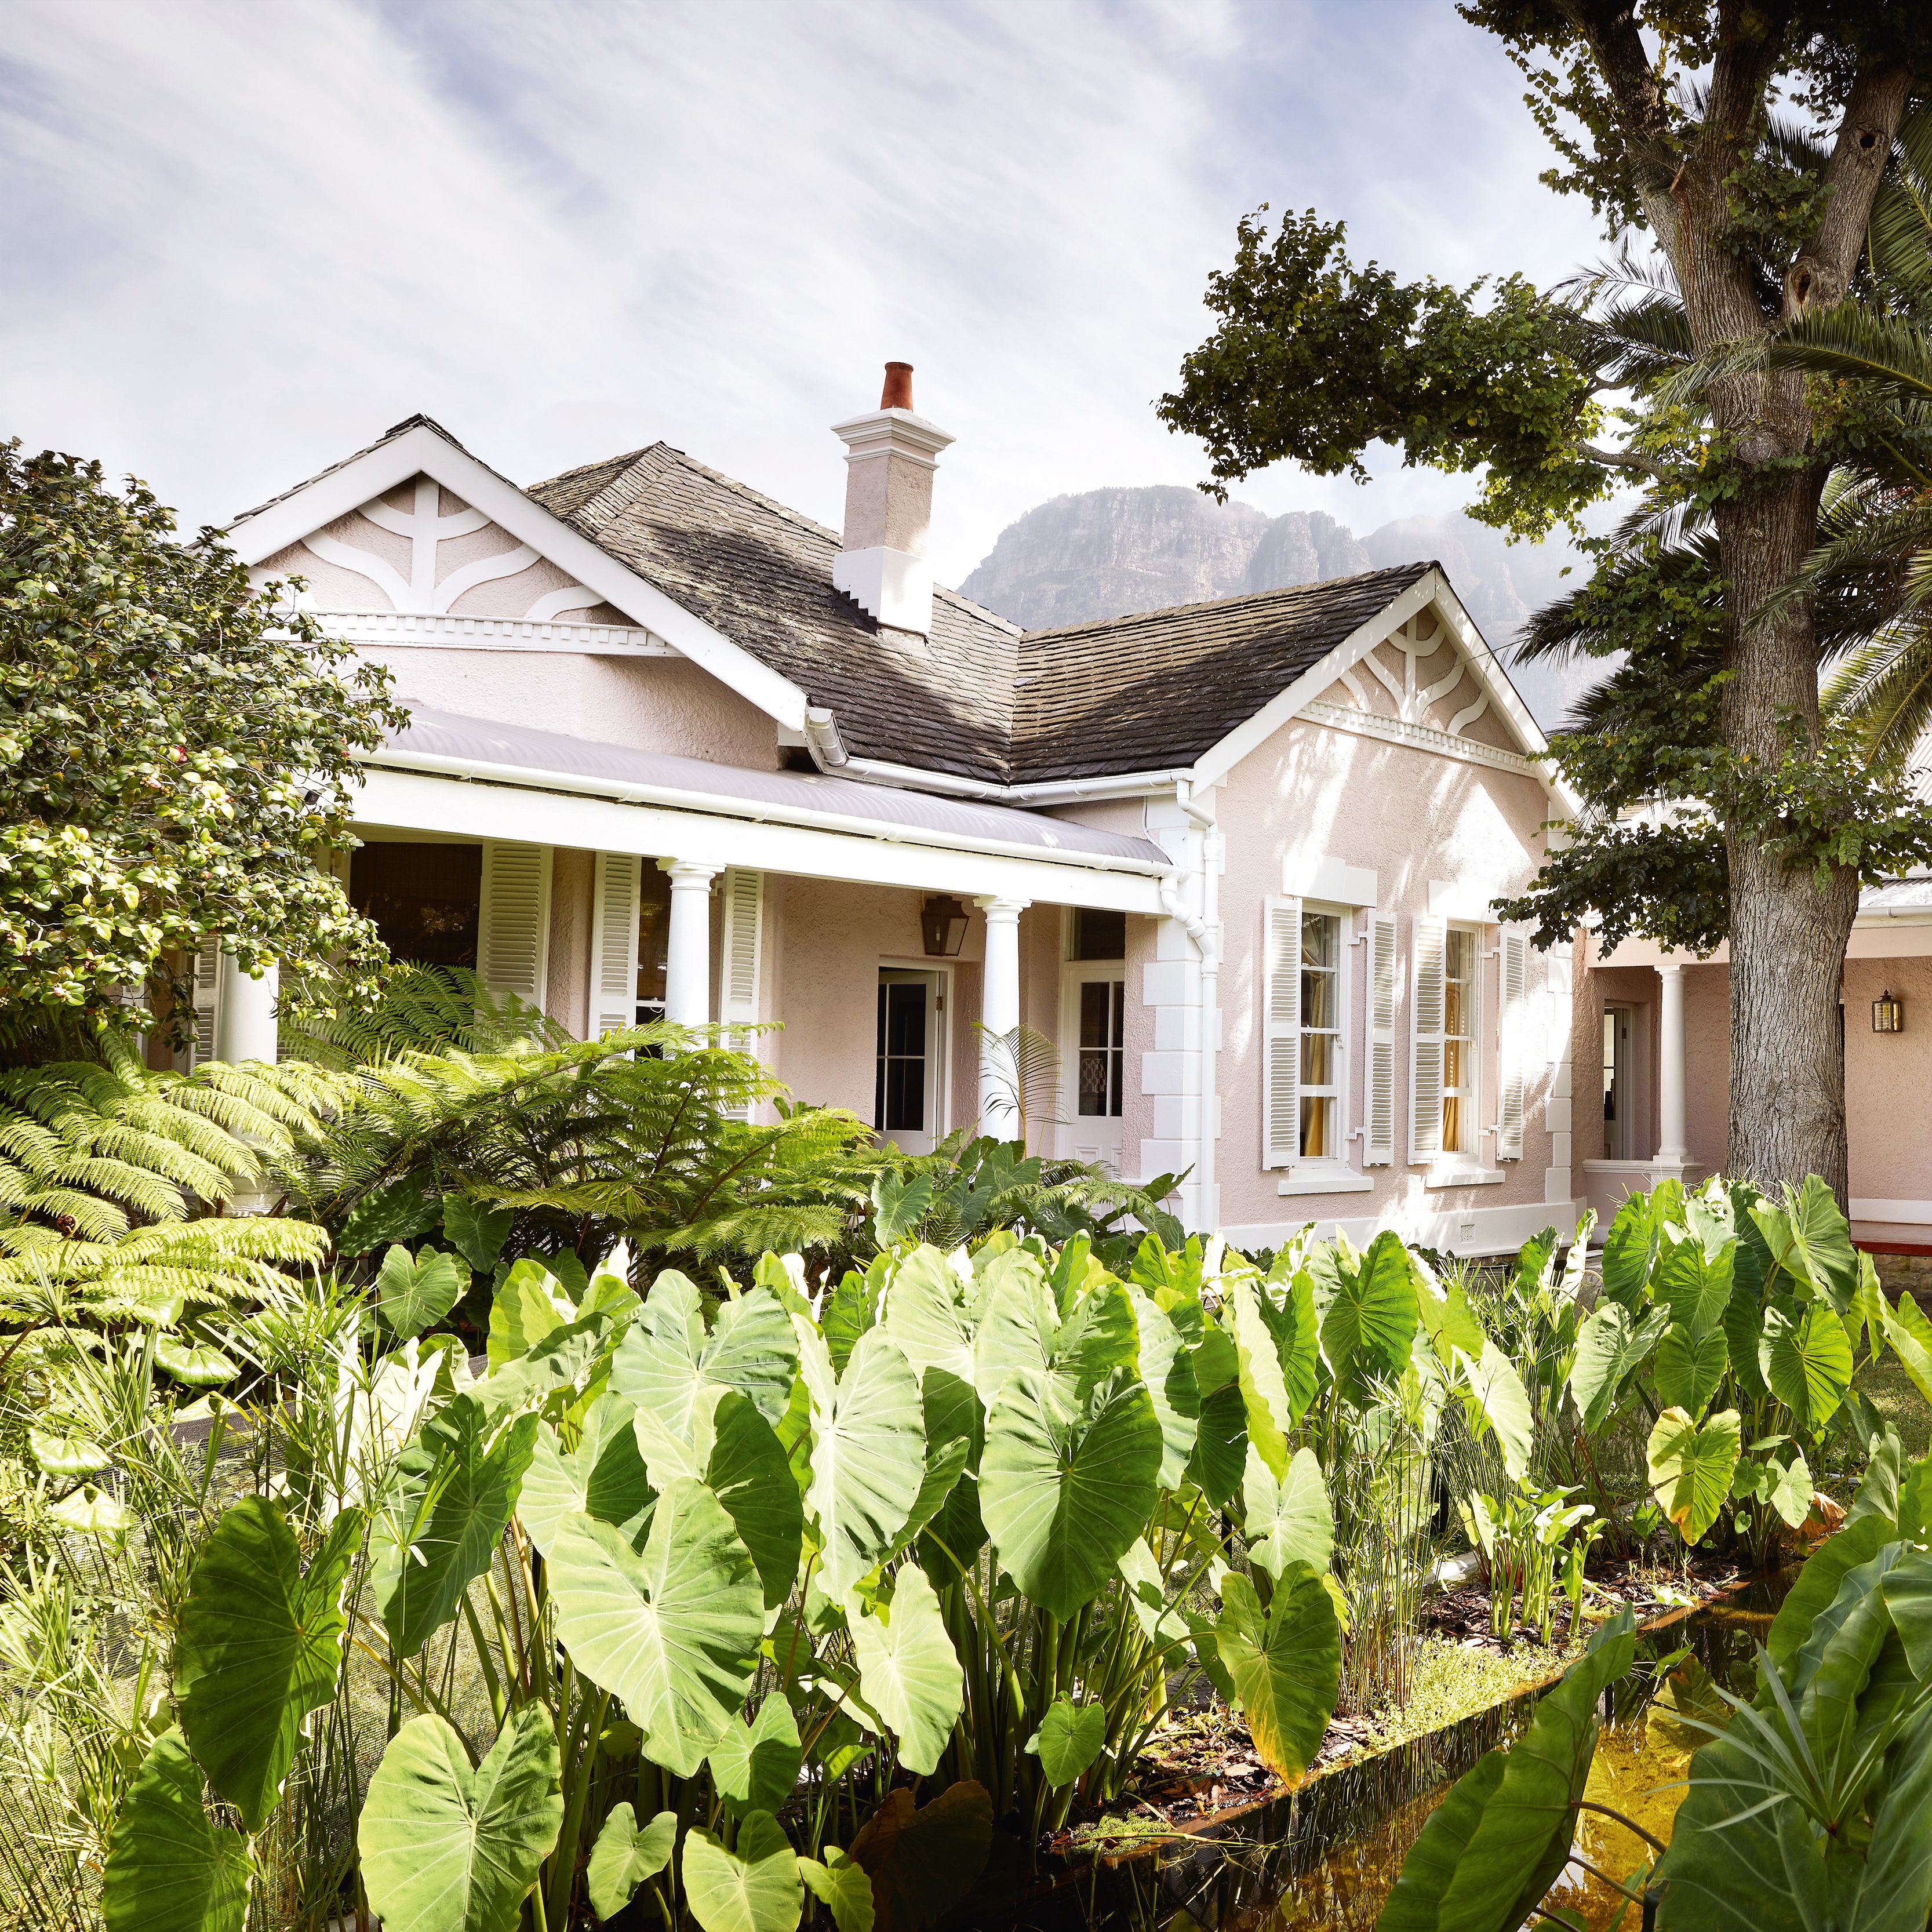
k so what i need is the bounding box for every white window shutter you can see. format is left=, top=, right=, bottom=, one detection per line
left=718, top=869, right=765, bottom=1120
left=1365, top=912, right=1398, bottom=1165
left=1497, top=929, right=1527, bottom=1160
left=189, top=936, right=222, bottom=1068
left=478, top=842, right=552, bottom=1010
left=1262, top=896, right=1300, bottom=1169
left=590, top=852, right=643, bottom=1040
left=1409, top=914, right=1447, bottom=1163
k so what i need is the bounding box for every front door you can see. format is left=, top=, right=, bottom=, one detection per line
left=1061, top=965, right=1126, bottom=1172
left=876, top=970, right=946, bottom=1156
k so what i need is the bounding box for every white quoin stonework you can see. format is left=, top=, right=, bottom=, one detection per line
left=830, top=405, right=955, bottom=635
left=1141, top=798, right=1222, bottom=1232
left=1541, top=945, right=1575, bottom=1208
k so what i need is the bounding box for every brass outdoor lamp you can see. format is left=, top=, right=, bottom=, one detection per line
left=920, top=894, right=971, bottom=958
left=1874, top=989, right=1905, bottom=1034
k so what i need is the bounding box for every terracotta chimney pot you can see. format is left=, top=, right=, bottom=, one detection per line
left=881, top=362, right=914, bottom=411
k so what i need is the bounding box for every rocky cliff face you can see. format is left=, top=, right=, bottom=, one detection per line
left=960, top=487, right=1603, bottom=730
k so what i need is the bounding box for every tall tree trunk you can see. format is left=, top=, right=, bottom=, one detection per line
left=1716, top=475, right=1858, bottom=1199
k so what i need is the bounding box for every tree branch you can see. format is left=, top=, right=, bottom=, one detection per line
left=1555, top=0, right=1683, bottom=253
left=1787, top=63, right=1915, bottom=318
left=1567, top=441, right=1680, bottom=482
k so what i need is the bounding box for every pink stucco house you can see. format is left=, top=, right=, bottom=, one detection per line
left=210, top=367, right=1587, bottom=1257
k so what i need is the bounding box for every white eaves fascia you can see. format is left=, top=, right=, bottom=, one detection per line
left=226, top=422, right=810, bottom=733
left=369, top=746, right=1177, bottom=878
left=832, top=752, right=1196, bottom=807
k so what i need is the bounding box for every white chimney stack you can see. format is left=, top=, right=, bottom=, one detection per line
left=831, top=362, right=955, bottom=635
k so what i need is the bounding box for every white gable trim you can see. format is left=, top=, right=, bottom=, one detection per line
left=1188, top=568, right=1578, bottom=814
left=228, top=421, right=810, bottom=732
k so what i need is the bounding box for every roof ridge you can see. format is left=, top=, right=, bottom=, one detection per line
left=1017, top=562, right=1434, bottom=641
left=658, top=447, right=845, bottom=547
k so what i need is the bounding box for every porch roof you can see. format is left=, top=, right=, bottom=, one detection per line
left=369, top=701, right=1173, bottom=870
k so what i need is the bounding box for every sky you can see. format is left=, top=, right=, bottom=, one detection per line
left=1, top=0, right=1617, bottom=585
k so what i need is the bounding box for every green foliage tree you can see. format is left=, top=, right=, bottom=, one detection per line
left=1158, top=8, right=1932, bottom=1198
left=0, top=444, right=403, bottom=1039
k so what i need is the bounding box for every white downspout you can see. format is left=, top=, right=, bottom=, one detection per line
left=1158, top=778, right=1222, bottom=1234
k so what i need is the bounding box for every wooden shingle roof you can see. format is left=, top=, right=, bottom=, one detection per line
left=528, top=445, right=1445, bottom=788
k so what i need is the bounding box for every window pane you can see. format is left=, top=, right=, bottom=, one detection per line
left=349, top=842, right=482, bottom=967
left=1300, top=1031, right=1334, bottom=1086
left=1301, top=913, right=1337, bottom=968
left=1300, top=1095, right=1334, bottom=1158
left=885, top=1057, right=925, bottom=1131
left=1079, top=980, right=1111, bottom=1049
left=1078, top=1050, right=1109, bottom=1115
left=886, top=983, right=927, bottom=1057
left=1443, top=1037, right=1463, bottom=1086
left=1442, top=1093, right=1461, bottom=1153
left=636, top=864, right=672, bottom=1002
left=1072, top=909, right=1126, bottom=960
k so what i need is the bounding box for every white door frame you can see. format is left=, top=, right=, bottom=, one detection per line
left=876, top=960, right=952, bottom=1156
left=1058, top=958, right=1127, bottom=1171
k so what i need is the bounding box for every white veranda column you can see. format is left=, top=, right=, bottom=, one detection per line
left=214, top=952, right=279, bottom=1063
left=1657, top=962, right=1688, bottom=1165
left=976, top=896, right=1029, bottom=1133
left=661, top=861, right=719, bottom=1027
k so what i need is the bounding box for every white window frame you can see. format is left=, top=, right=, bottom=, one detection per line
left=1440, top=922, right=1482, bottom=1159
left=1273, top=898, right=1373, bottom=1196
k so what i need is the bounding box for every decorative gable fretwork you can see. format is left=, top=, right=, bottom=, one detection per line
left=1305, top=603, right=1540, bottom=778
left=259, top=474, right=664, bottom=646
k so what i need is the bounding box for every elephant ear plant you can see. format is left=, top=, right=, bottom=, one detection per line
left=94, top=1228, right=1354, bottom=1931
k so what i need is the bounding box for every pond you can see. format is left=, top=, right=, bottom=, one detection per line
left=1045, top=1573, right=1789, bottom=1931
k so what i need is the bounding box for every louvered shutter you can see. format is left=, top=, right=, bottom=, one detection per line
left=1497, top=929, right=1527, bottom=1160
left=589, top=852, right=643, bottom=1040
left=189, top=936, right=222, bottom=1069
left=718, top=869, right=765, bottom=1120
left=1365, top=912, right=1398, bottom=1165
left=478, top=842, right=552, bottom=1010
left=1262, top=896, right=1301, bottom=1169
left=1409, top=914, right=1447, bottom=1163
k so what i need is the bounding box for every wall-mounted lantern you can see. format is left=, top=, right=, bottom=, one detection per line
left=920, top=893, right=971, bottom=958
left=1874, top=989, right=1905, bottom=1034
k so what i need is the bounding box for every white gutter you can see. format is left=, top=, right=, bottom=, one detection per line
left=366, top=747, right=1177, bottom=878
left=812, top=746, right=1199, bottom=808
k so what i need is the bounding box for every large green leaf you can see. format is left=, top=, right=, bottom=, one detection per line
left=890, top=1367, right=976, bottom=1560
left=1767, top=1512, right=1896, bottom=1664
left=802, top=1326, right=926, bottom=1597
left=1567, top=1302, right=1667, bottom=1433
left=1883, top=1290, right=1932, bottom=1409
left=1225, top=1278, right=1301, bottom=1477
left=845, top=1560, right=962, bottom=1777
left=980, top=1365, right=1162, bottom=1621
left=548, top=1485, right=763, bottom=1776
left=1187, top=1338, right=1249, bottom=1507
left=1213, top=1564, right=1340, bottom=1781
left=1381, top=1610, right=1637, bottom=1932
left=1125, top=1287, right=1200, bottom=1488
left=708, top=1697, right=803, bottom=1817
left=1760, top=1298, right=1854, bottom=1430
left=359, top=1707, right=563, bottom=1932
left=100, top=1730, right=250, bottom=1932
left=517, top=1393, right=654, bottom=1558
left=1458, top=1340, right=1534, bottom=1482
left=823, top=1262, right=883, bottom=1375
left=614, top=1275, right=799, bottom=1435
left=1413, top=1253, right=1487, bottom=1365
left=1599, top=1191, right=1658, bottom=1308
left=798, top=1846, right=875, bottom=1932
left=1754, top=1176, right=1860, bottom=1312
left=371, top=1395, right=540, bottom=1660
left=442, top=1196, right=514, bottom=1274
left=379, top=1243, right=467, bottom=1339
left=174, top=1498, right=362, bottom=1831
left=683, top=1810, right=803, bottom=1932
left=154, top=1337, right=238, bottom=1387
left=586, top=1803, right=676, bottom=1922
left=881, top=1245, right=977, bottom=1387
left=27, top=1426, right=111, bottom=1477
left=1655, top=1234, right=1734, bottom=1338
left=708, top=1390, right=805, bottom=1609
left=1647, top=1407, right=1741, bottom=1544
left=1031, top=1698, right=1107, bottom=1785
left=1316, top=1229, right=1419, bottom=1403
left=972, top=1250, right=1138, bottom=1416
left=1242, top=1444, right=1334, bottom=1579
left=487, top=1256, right=574, bottom=1370
left=1654, top=1321, right=1728, bottom=1418
left=1721, top=1276, right=1767, bottom=1401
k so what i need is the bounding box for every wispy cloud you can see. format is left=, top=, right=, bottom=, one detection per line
left=1, top=0, right=1609, bottom=578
